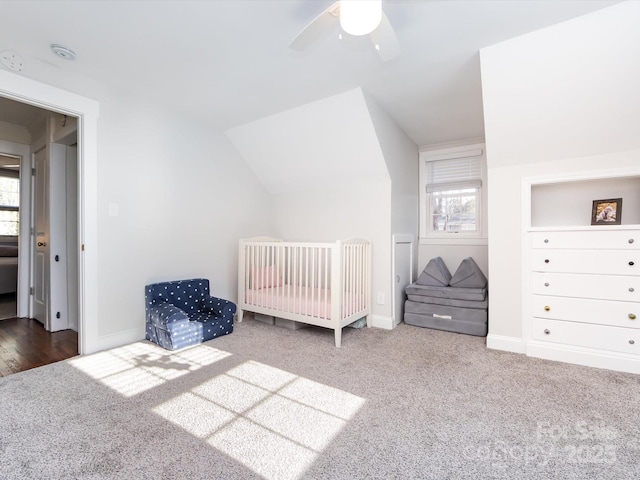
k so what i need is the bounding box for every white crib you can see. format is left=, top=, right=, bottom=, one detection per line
left=237, top=237, right=371, bottom=347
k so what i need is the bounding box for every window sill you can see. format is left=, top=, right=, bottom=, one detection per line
left=420, top=236, right=488, bottom=246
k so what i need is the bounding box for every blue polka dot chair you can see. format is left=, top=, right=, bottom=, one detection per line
left=145, top=278, right=236, bottom=350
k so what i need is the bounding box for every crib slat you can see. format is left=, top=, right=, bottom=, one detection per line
left=287, top=246, right=291, bottom=314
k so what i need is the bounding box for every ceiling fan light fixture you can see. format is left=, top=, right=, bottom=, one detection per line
left=339, top=0, right=382, bottom=36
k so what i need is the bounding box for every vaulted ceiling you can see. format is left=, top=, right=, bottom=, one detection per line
left=0, top=0, right=620, bottom=146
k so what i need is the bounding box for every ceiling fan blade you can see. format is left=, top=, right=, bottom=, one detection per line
left=289, top=1, right=340, bottom=50
left=369, top=11, right=401, bottom=62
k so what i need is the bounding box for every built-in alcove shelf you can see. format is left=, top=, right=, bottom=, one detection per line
left=530, top=175, right=640, bottom=228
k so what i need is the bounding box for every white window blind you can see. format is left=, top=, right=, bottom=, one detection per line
left=425, top=156, right=482, bottom=193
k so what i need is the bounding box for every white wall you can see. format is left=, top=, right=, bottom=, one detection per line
left=0, top=120, right=31, bottom=145
left=272, top=181, right=392, bottom=322
left=480, top=1, right=640, bottom=345
left=363, top=92, right=419, bottom=270
left=227, top=88, right=401, bottom=326
left=225, top=88, right=389, bottom=194
left=96, top=93, right=275, bottom=341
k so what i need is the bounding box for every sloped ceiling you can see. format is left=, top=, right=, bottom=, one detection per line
left=0, top=1, right=621, bottom=147
left=225, top=88, right=389, bottom=194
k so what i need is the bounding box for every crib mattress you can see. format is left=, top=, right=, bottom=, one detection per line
left=404, top=300, right=488, bottom=336
left=405, top=283, right=487, bottom=301
left=244, top=285, right=365, bottom=320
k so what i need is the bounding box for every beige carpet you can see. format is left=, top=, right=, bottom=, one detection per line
left=0, top=317, right=639, bottom=479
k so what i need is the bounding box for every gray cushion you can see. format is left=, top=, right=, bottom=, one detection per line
left=449, top=257, right=488, bottom=288
left=407, top=294, right=488, bottom=310
left=404, top=313, right=488, bottom=337
left=405, top=300, right=487, bottom=323
left=405, top=283, right=487, bottom=301
left=415, top=257, right=451, bottom=287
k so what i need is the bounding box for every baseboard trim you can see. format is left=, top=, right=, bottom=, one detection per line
left=97, top=327, right=144, bottom=352
left=526, top=340, right=640, bottom=375
left=486, top=334, right=526, bottom=354
left=368, top=314, right=394, bottom=330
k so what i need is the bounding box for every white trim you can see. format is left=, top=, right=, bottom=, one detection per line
left=0, top=69, right=99, bottom=355
left=420, top=237, right=488, bottom=246
left=528, top=224, right=640, bottom=233
left=526, top=341, right=640, bottom=375
left=419, top=137, right=485, bottom=153
left=423, top=149, right=483, bottom=162
left=0, top=140, right=30, bottom=317
left=368, top=314, right=394, bottom=330
left=392, top=234, right=413, bottom=327
left=486, top=334, right=526, bottom=354
left=97, top=327, right=145, bottom=352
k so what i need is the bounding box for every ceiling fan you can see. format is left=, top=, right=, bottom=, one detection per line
left=289, top=0, right=401, bottom=62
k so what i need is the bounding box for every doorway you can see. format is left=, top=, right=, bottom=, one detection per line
left=0, top=96, right=79, bottom=370
left=0, top=152, right=20, bottom=320
left=1, top=68, right=99, bottom=356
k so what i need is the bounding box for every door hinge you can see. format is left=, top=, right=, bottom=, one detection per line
left=32, top=167, right=35, bottom=176
left=29, top=287, right=34, bottom=295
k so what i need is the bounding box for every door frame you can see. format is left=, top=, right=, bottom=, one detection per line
left=0, top=69, right=99, bottom=355
left=392, top=234, right=414, bottom=327
left=0, top=140, right=31, bottom=317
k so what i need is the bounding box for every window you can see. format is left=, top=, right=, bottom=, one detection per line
left=419, top=144, right=486, bottom=239
left=0, top=172, right=20, bottom=236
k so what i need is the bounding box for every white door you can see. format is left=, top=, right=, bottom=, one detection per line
left=393, top=235, right=414, bottom=327
left=32, top=143, right=70, bottom=331
left=66, top=146, right=78, bottom=332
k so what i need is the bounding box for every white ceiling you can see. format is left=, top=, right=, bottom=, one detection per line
left=0, top=0, right=620, bottom=146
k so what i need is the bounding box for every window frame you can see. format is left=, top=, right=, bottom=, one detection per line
left=419, top=143, right=487, bottom=241
left=0, top=167, right=20, bottom=237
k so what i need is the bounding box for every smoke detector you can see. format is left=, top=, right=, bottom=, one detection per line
left=51, top=44, right=77, bottom=60
left=0, top=51, right=24, bottom=72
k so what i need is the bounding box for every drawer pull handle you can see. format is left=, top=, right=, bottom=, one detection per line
left=630, top=261, right=635, bottom=266
left=544, top=306, right=551, bottom=311
left=544, top=239, right=549, bottom=243
left=630, top=340, right=635, bottom=345
left=544, top=282, right=550, bottom=287
left=630, top=314, right=637, bottom=320
left=544, top=259, right=550, bottom=264
left=544, top=329, right=550, bottom=335
left=630, top=239, right=635, bottom=244
left=630, top=288, right=635, bottom=292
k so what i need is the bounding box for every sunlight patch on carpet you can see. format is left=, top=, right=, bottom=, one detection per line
left=152, top=360, right=366, bottom=480
left=69, top=342, right=231, bottom=397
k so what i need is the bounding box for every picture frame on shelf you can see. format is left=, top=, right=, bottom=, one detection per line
left=591, top=198, right=622, bottom=225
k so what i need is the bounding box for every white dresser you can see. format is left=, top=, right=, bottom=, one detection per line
left=528, top=227, right=640, bottom=372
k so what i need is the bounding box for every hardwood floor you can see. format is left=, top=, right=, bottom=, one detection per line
left=0, top=317, right=78, bottom=377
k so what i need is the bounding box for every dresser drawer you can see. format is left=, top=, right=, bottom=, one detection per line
left=532, top=249, right=638, bottom=275
left=532, top=318, right=640, bottom=355
left=532, top=272, right=638, bottom=301
left=531, top=230, right=639, bottom=249
left=532, top=295, right=639, bottom=329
